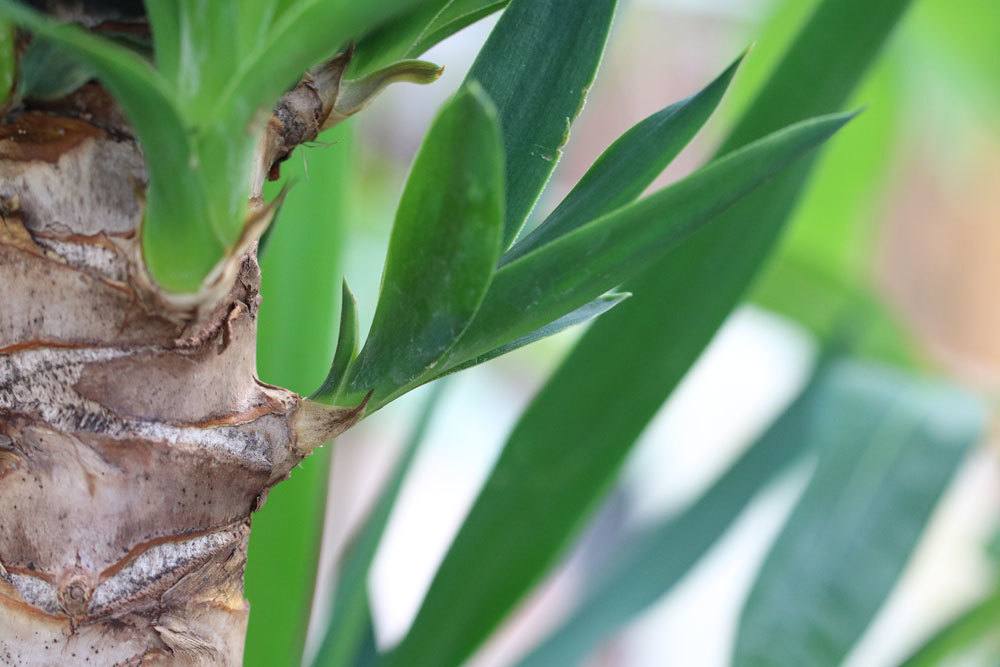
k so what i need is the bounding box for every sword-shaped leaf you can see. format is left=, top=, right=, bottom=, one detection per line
left=505, top=52, right=745, bottom=264
left=467, top=0, right=617, bottom=247
left=445, top=113, right=853, bottom=370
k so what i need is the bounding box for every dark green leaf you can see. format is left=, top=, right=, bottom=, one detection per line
left=312, top=281, right=361, bottom=404
left=384, top=112, right=850, bottom=667
left=344, top=84, right=504, bottom=408
left=445, top=113, right=853, bottom=369
left=385, top=1, right=913, bottom=665
left=504, top=52, right=744, bottom=264
left=466, top=0, right=617, bottom=247
left=349, top=0, right=509, bottom=78
left=734, top=362, right=983, bottom=666
left=518, top=361, right=830, bottom=667
left=310, top=383, right=447, bottom=667
left=17, top=37, right=94, bottom=100
left=442, top=292, right=629, bottom=376
left=0, top=18, right=13, bottom=107
left=411, top=0, right=508, bottom=59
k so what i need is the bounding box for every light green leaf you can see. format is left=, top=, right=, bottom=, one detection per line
left=900, top=588, right=1000, bottom=667
left=246, top=124, right=355, bottom=667
left=734, top=362, right=983, bottom=666
left=332, top=59, right=443, bottom=123
left=310, top=383, right=447, bottom=667
left=467, top=0, right=617, bottom=247
left=445, top=113, right=853, bottom=369
left=343, top=84, right=504, bottom=408
left=518, top=360, right=830, bottom=667
left=223, top=0, right=427, bottom=132
left=0, top=0, right=221, bottom=292
left=505, top=52, right=745, bottom=264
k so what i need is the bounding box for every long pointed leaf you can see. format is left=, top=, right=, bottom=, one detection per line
left=344, top=84, right=504, bottom=408
left=384, top=112, right=850, bottom=667
left=313, top=282, right=361, bottom=404
left=442, top=292, right=629, bottom=376
left=505, top=52, right=744, bottom=264
left=445, top=113, right=852, bottom=369
left=734, top=362, right=983, bottom=666
left=466, top=0, right=617, bottom=247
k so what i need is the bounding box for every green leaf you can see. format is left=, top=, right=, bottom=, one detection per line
left=0, top=18, right=13, bottom=107
left=146, top=1, right=240, bottom=117
left=332, top=59, right=443, bottom=122
left=383, top=112, right=850, bottom=667
left=17, top=36, right=94, bottom=101
left=467, top=0, right=617, bottom=247
left=900, top=588, right=1000, bottom=667
left=310, top=383, right=447, bottom=667
left=412, top=0, right=509, bottom=58
left=443, top=292, right=629, bottom=376
left=444, top=113, right=853, bottom=370
left=505, top=52, right=745, bottom=264
left=734, top=362, right=983, bottom=667
left=223, top=0, right=428, bottom=131
left=0, top=0, right=222, bottom=292
left=385, top=1, right=913, bottom=665
left=312, top=281, right=361, bottom=404
left=343, top=83, right=504, bottom=408
left=246, top=124, right=355, bottom=667
left=349, top=0, right=510, bottom=77
left=517, top=361, right=831, bottom=667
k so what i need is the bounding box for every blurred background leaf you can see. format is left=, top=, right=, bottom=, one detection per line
left=245, top=122, right=354, bottom=667
left=734, top=361, right=983, bottom=666
left=310, top=383, right=447, bottom=667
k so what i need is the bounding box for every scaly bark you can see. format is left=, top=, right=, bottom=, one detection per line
left=0, top=56, right=362, bottom=667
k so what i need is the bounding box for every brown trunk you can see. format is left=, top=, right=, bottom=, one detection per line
left=0, top=98, right=352, bottom=663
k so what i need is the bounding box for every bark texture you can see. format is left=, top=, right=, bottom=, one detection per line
left=0, top=85, right=355, bottom=666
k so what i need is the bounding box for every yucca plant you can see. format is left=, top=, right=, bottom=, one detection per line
left=0, top=0, right=992, bottom=665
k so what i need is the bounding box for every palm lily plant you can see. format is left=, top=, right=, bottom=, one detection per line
left=0, top=0, right=992, bottom=666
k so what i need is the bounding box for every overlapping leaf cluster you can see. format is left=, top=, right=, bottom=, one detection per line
left=0, top=0, right=460, bottom=291
left=312, top=0, right=851, bottom=413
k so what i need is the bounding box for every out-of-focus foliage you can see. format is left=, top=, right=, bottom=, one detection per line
left=245, top=123, right=354, bottom=667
